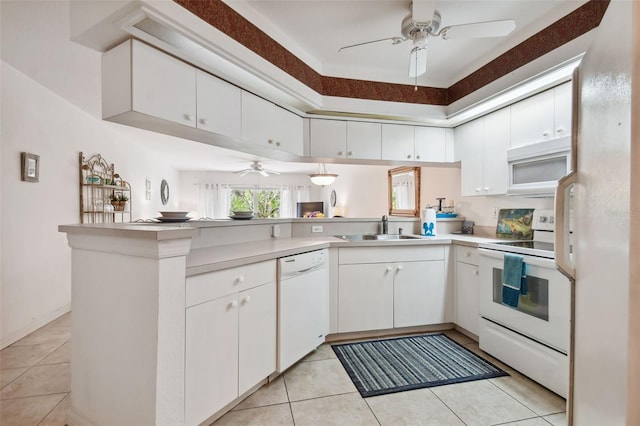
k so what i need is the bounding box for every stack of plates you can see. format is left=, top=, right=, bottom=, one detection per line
left=230, top=210, right=254, bottom=220
left=156, top=211, right=191, bottom=223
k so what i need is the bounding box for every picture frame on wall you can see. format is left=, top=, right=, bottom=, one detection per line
left=21, top=152, right=40, bottom=183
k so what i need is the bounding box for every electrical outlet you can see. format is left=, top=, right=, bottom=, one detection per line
left=312, top=225, right=323, bottom=233
left=271, top=225, right=280, bottom=238
left=492, top=207, right=500, bottom=219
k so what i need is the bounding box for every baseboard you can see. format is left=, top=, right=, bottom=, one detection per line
left=326, top=323, right=455, bottom=343
left=66, top=406, right=97, bottom=426
left=0, top=303, right=71, bottom=349
left=453, top=325, right=479, bottom=342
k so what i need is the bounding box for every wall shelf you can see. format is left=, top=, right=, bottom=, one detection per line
left=79, top=152, right=131, bottom=224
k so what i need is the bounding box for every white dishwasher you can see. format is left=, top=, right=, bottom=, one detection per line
left=277, top=249, right=329, bottom=373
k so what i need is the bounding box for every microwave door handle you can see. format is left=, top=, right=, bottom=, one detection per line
left=555, top=170, right=576, bottom=280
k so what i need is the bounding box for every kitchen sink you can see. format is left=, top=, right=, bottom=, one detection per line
left=334, top=234, right=422, bottom=241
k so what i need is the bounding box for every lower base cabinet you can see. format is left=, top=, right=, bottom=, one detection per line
left=455, top=246, right=480, bottom=336
left=337, top=246, right=449, bottom=333
left=185, top=280, right=276, bottom=425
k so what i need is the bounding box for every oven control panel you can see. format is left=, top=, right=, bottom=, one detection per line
left=532, top=209, right=555, bottom=231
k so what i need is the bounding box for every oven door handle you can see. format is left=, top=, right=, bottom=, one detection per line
left=478, top=248, right=557, bottom=268
left=555, top=170, right=576, bottom=280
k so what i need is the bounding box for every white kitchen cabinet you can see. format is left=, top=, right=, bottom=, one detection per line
left=455, top=245, right=480, bottom=336
left=381, top=124, right=415, bottom=161
left=185, top=261, right=276, bottom=425
left=457, top=107, right=509, bottom=196
left=414, top=126, right=447, bottom=162
left=309, top=119, right=347, bottom=158
left=510, top=82, right=572, bottom=148
left=103, top=39, right=197, bottom=127
left=241, top=92, right=303, bottom=155
left=338, top=264, right=394, bottom=332
left=337, top=246, right=449, bottom=333
left=394, top=260, right=446, bottom=327
left=196, top=70, right=241, bottom=138
left=346, top=121, right=381, bottom=160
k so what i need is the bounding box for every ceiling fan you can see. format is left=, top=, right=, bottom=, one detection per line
left=234, top=161, right=281, bottom=177
left=338, top=0, right=516, bottom=78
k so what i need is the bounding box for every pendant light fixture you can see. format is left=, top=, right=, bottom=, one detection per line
left=309, top=163, right=338, bottom=186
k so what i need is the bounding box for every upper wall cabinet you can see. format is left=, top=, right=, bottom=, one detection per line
left=510, top=82, right=572, bottom=148
left=197, top=71, right=241, bottom=139
left=308, top=120, right=382, bottom=160
left=457, top=107, right=510, bottom=196
left=382, top=125, right=452, bottom=162
left=241, top=92, right=303, bottom=156
left=381, top=124, right=415, bottom=161
left=103, top=39, right=197, bottom=127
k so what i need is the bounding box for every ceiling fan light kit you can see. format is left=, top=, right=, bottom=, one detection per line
left=235, top=161, right=280, bottom=177
left=309, top=163, right=338, bottom=186
left=338, top=1, right=516, bottom=78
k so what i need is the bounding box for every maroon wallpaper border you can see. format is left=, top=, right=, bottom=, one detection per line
left=174, top=0, right=609, bottom=106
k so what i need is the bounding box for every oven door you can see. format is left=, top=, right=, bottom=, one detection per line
left=478, top=248, right=570, bottom=353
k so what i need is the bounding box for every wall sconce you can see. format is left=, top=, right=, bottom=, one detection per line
left=309, top=163, right=338, bottom=186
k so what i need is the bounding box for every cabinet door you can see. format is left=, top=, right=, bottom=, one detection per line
left=394, top=261, right=446, bottom=327
left=241, top=91, right=273, bottom=148
left=553, top=82, right=572, bottom=139
left=338, top=264, right=393, bottom=332
left=456, top=119, right=484, bottom=196
left=346, top=122, right=381, bottom=160
left=455, top=262, right=480, bottom=336
left=238, top=282, right=276, bottom=395
left=309, top=120, right=347, bottom=158
left=381, top=124, right=415, bottom=161
left=414, top=127, right=446, bottom=162
left=132, top=40, right=196, bottom=127
left=185, top=294, right=239, bottom=426
left=196, top=70, right=241, bottom=138
left=273, top=107, right=304, bottom=156
left=510, top=89, right=555, bottom=147
left=482, top=108, right=510, bottom=195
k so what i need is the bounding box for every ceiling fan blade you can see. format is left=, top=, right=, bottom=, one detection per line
left=408, top=47, right=427, bottom=77
left=440, top=19, right=516, bottom=40
left=412, top=0, right=436, bottom=23
left=237, top=169, right=251, bottom=176
left=264, top=169, right=281, bottom=175
left=338, top=37, right=406, bottom=52
left=259, top=170, right=269, bottom=177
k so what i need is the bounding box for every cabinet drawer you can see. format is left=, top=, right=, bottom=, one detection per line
left=455, top=245, right=479, bottom=265
left=186, top=260, right=276, bottom=307
left=339, top=246, right=444, bottom=264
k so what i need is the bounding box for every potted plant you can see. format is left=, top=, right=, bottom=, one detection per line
left=110, top=192, right=129, bottom=211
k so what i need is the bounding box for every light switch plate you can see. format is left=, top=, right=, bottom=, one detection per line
left=271, top=225, right=280, bottom=238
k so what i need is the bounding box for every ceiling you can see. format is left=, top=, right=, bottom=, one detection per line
left=223, top=0, right=589, bottom=88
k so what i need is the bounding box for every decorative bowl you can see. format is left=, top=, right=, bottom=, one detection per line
left=158, top=211, right=190, bottom=219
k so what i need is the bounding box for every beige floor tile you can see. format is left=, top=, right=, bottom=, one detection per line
left=11, top=316, right=70, bottom=347
left=0, top=368, right=28, bottom=390
left=0, top=343, right=62, bottom=370
left=0, top=393, right=65, bottom=426
left=367, top=388, right=464, bottom=426
left=431, top=380, right=536, bottom=426
left=290, top=393, right=378, bottom=426
left=301, top=344, right=337, bottom=362
left=233, top=376, right=288, bottom=411
left=213, top=403, right=293, bottom=425
left=0, top=363, right=70, bottom=400
left=497, top=417, right=551, bottom=426
left=543, top=412, right=567, bottom=426
left=39, top=394, right=70, bottom=426
left=491, top=373, right=566, bottom=416
left=283, top=358, right=356, bottom=402
left=37, top=342, right=71, bottom=366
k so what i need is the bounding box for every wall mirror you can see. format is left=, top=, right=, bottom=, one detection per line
left=388, top=166, right=420, bottom=217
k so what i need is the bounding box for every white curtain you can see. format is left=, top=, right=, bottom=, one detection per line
left=394, top=181, right=414, bottom=209
left=197, top=183, right=230, bottom=219
left=279, top=185, right=310, bottom=218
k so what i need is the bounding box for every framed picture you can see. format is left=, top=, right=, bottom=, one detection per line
left=21, top=152, right=40, bottom=183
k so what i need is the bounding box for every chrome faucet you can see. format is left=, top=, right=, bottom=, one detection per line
left=381, top=215, right=388, bottom=234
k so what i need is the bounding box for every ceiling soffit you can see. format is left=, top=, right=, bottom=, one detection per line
left=173, top=0, right=609, bottom=106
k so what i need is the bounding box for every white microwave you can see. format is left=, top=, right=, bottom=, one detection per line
left=507, top=137, right=572, bottom=197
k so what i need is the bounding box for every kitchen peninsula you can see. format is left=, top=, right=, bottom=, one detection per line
left=59, top=217, right=492, bottom=426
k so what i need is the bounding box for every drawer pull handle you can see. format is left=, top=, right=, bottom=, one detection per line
left=396, top=265, right=403, bottom=272
left=385, top=266, right=392, bottom=273
left=473, top=270, right=479, bottom=275
left=230, top=300, right=238, bottom=308
left=236, top=276, right=245, bottom=284
left=244, top=295, right=251, bottom=304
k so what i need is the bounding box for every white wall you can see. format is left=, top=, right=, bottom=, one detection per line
left=0, top=1, right=183, bottom=347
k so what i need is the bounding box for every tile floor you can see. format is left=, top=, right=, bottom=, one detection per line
left=0, top=314, right=567, bottom=426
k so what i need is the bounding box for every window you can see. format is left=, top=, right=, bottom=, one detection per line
left=230, top=187, right=281, bottom=218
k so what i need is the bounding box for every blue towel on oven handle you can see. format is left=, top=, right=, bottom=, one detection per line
left=502, top=253, right=527, bottom=308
